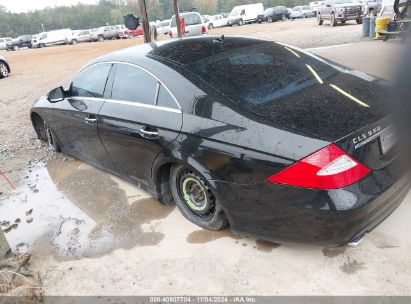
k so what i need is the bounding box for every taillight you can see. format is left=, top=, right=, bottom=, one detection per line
left=266, top=144, right=370, bottom=189
left=202, top=25, right=207, bottom=34
left=169, top=31, right=173, bottom=38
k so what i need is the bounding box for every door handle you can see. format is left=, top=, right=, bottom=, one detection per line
left=84, top=116, right=97, bottom=124
left=140, top=127, right=159, bottom=138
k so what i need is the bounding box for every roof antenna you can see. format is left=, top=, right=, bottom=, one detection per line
left=213, top=35, right=225, bottom=44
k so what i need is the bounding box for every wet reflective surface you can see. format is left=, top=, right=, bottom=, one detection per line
left=0, top=156, right=174, bottom=259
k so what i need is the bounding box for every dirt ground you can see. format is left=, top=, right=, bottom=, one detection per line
left=1, top=19, right=411, bottom=296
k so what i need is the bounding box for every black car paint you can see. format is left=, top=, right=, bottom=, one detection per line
left=6, top=35, right=32, bottom=51
left=31, top=37, right=408, bottom=244
left=258, top=7, right=290, bottom=22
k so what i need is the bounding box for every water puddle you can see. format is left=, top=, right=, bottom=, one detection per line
left=186, top=229, right=241, bottom=244
left=0, top=157, right=174, bottom=260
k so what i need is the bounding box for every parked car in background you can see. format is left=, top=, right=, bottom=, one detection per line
left=317, top=0, right=363, bottom=26
left=258, top=6, right=289, bottom=22
left=227, top=3, right=264, bottom=26
left=125, top=28, right=144, bottom=37
left=169, top=12, right=207, bottom=38
left=115, top=24, right=128, bottom=39
left=6, top=35, right=32, bottom=51
left=0, top=37, right=12, bottom=50
left=73, top=30, right=92, bottom=43
left=363, top=0, right=382, bottom=15
left=290, top=6, right=315, bottom=19
left=32, top=29, right=75, bottom=48
left=310, top=1, right=325, bottom=16
left=0, top=56, right=10, bottom=78
left=156, top=20, right=170, bottom=35
left=91, top=26, right=119, bottom=42
left=207, top=15, right=228, bottom=29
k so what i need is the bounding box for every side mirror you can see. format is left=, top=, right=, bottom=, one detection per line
left=47, top=86, right=66, bottom=103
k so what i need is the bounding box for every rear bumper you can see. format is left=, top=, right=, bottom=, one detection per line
left=216, top=159, right=409, bottom=245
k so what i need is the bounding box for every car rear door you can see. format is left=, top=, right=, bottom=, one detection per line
left=98, top=63, right=183, bottom=189
left=51, top=62, right=117, bottom=170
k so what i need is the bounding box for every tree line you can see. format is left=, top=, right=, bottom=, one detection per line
left=0, top=0, right=308, bottom=37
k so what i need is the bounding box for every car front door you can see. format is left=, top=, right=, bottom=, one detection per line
left=51, top=62, right=117, bottom=170
left=98, top=63, right=183, bottom=189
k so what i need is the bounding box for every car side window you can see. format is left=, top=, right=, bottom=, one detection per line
left=69, top=63, right=111, bottom=98
left=157, top=84, right=178, bottom=109
left=111, top=64, right=158, bottom=104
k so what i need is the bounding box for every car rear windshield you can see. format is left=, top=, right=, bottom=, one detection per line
left=181, top=40, right=338, bottom=108
left=170, top=13, right=201, bottom=27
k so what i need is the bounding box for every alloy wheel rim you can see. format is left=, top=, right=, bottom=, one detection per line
left=0, top=64, right=8, bottom=77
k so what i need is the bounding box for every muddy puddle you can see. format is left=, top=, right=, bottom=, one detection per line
left=0, top=157, right=174, bottom=260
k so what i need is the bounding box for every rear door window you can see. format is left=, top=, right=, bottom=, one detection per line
left=111, top=64, right=157, bottom=104
left=69, top=63, right=111, bottom=98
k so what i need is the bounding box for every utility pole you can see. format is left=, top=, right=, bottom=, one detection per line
left=173, top=0, right=182, bottom=38
left=138, top=0, right=151, bottom=43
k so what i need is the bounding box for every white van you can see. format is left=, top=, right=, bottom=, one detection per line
left=32, top=29, right=75, bottom=48
left=227, top=3, right=264, bottom=26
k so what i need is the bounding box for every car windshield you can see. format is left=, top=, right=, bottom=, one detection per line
left=170, top=13, right=202, bottom=27
left=182, top=40, right=339, bottom=108
left=335, top=0, right=354, bottom=3
left=293, top=6, right=302, bottom=10
left=264, top=8, right=273, bottom=13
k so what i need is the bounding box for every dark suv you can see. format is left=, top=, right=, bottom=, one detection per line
left=258, top=6, right=289, bottom=23
left=6, top=35, right=33, bottom=51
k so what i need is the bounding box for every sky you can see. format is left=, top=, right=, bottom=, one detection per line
left=0, top=0, right=98, bottom=13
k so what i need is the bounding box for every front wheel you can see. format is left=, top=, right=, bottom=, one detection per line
left=317, top=14, right=323, bottom=25
left=98, top=35, right=104, bottom=42
left=71, top=39, right=78, bottom=45
left=282, top=15, right=287, bottom=21
left=0, top=62, right=8, bottom=78
left=170, top=164, right=228, bottom=231
left=44, top=122, right=61, bottom=152
left=356, top=18, right=363, bottom=24
left=303, top=14, right=307, bottom=18
left=12, top=45, right=19, bottom=51
left=238, top=19, right=244, bottom=26
left=330, top=14, right=337, bottom=26
left=268, top=16, right=273, bottom=23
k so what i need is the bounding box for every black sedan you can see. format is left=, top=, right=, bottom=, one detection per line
left=258, top=6, right=289, bottom=23
left=0, top=56, right=10, bottom=79
left=30, top=37, right=408, bottom=245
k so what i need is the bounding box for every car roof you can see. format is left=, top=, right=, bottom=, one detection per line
left=93, top=36, right=272, bottom=66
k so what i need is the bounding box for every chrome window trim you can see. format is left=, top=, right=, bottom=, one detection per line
left=66, top=61, right=182, bottom=111
left=154, top=82, right=161, bottom=106
left=68, top=96, right=106, bottom=102
left=106, top=99, right=182, bottom=114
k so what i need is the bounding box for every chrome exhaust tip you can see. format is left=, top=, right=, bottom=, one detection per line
left=348, top=234, right=365, bottom=247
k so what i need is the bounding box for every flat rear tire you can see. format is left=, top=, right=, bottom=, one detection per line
left=170, top=164, right=228, bottom=231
